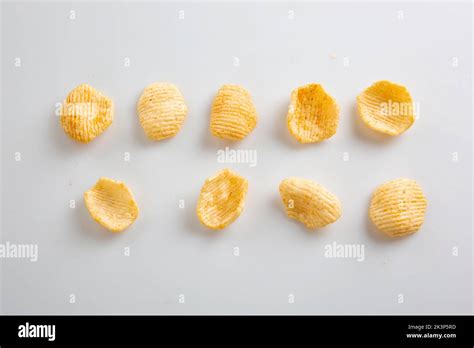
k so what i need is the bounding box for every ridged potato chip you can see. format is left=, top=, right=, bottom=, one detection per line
left=357, top=80, right=415, bottom=136
left=60, top=83, right=114, bottom=143
left=369, top=178, right=427, bottom=237
left=210, top=84, right=257, bottom=140
left=287, top=84, right=339, bottom=143
left=279, top=178, right=341, bottom=229
left=84, top=177, right=139, bottom=232
left=137, top=82, right=188, bottom=140
left=196, top=168, right=248, bottom=230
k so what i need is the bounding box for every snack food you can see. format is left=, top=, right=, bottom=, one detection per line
left=137, top=82, right=188, bottom=140
left=357, top=80, right=415, bottom=136
left=286, top=83, right=339, bottom=143
left=84, top=177, right=139, bottom=232
left=369, top=178, right=427, bottom=237
left=60, top=83, right=114, bottom=143
left=279, top=178, right=341, bottom=229
left=196, top=168, right=248, bottom=229
left=210, top=84, right=257, bottom=140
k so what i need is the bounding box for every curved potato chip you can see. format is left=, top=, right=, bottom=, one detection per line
left=196, top=168, right=248, bottom=230
left=210, top=84, right=257, bottom=140
left=60, top=83, right=114, bottom=143
left=287, top=83, right=339, bottom=143
left=369, top=178, right=427, bottom=237
left=279, top=178, right=341, bottom=229
left=357, top=80, right=415, bottom=136
left=137, top=82, right=188, bottom=140
left=84, top=177, right=139, bottom=232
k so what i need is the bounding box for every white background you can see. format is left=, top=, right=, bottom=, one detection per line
left=1, top=1, right=472, bottom=314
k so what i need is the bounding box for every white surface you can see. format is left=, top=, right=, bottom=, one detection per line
left=0, top=1, right=472, bottom=314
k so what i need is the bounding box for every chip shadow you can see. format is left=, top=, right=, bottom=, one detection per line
left=364, top=195, right=411, bottom=244
left=271, top=195, right=336, bottom=238
left=181, top=193, right=225, bottom=239
left=351, top=101, right=398, bottom=145
left=74, top=195, right=124, bottom=242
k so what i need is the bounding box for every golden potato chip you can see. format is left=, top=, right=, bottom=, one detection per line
left=60, top=83, right=114, bottom=143
left=137, top=82, right=188, bottom=141
left=357, top=80, right=415, bottom=136
left=287, top=84, right=339, bottom=143
left=279, top=178, right=341, bottom=229
left=84, top=177, right=139, bottom=232
left=210, top=84, right=257, bottom=140
left=369, top=178, right=427, bottom=237
left=196, top=168, right=248, bottom=230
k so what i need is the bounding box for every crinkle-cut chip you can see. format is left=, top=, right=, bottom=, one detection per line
left=210, top=84, right=258, bottom=140
left=357, top=80, right=415, bottom=136
left=137, top=82, right=188, bottom=141
left=279, top=178, right=341, bottom=229
left=60, top=84, right=114, bottom=143
left=84, top=177, right=139, bottom=232
left=196, top=168, right=248, bottom=230
left=369, top=178, right=427, bottom=237
left=287, top=84, right=339, bottom=143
